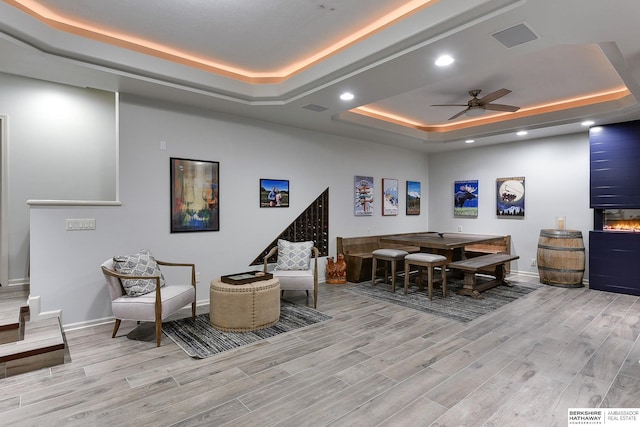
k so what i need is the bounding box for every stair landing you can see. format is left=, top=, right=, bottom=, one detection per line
left=0, top=287, right=65, bottom=378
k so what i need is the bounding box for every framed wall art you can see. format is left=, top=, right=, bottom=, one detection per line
left=406, top=181, right=421, bottom=215
left=454, top=180, right=478, bottom=217
left=354, top=175, right=374, bottom=216
left=170, top=157, right=219, bottom=232
left=496, top=176, right=525, bottom=217
left=382, top=178, right=399, bottom=216
left=260, top=179, right=289, bottom=207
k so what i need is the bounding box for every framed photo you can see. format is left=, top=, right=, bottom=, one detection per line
left=170, top=157, right=219, bottom=232
left=454, top=180, right=478, bottom=217
left=354, top=176, right=374, bottom=216
left=497, top=176, right=525, bottom=217
left=382, top=178, right=399, bottom=216
left=260, top=179, right=289, bottom=207
left=406, top=181, right=421, bottom=215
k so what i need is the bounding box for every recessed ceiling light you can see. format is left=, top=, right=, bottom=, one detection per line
left=465, top=139, right=475, bottom=144
left=340, top=92, right=354, bottom=101
left=516, top=130, right=528, bottom=136
left=581, top=120, right=595, bottom=126
left=435, top=55, right=454, bottom=67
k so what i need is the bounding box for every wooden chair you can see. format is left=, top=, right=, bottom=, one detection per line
left=101, top=257, right=196, bottom=346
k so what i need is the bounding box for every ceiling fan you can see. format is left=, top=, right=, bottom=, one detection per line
left=432, top=88, right=520, bottom=120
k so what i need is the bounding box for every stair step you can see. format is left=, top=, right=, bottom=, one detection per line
left=0, top=305, right=27, bottom=344
left=0, top=316, right=65, bottom=378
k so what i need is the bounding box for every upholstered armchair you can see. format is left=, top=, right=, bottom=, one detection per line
left=263, top=240, right=319, bottom=308
left=101, top=250, right=196, bottom=346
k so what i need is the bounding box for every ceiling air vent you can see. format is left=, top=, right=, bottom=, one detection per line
left=302, top=104, right=328, bottom=112
left=492, top=22, right=538, bottom=48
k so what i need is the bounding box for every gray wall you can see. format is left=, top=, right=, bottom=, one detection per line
left=12, top=74, right=592, bottom=328
left=0, top=73, right=117, bottom=284
left=29, top=94, right=430, bottom=327
left=428, top=133, right=591, bottom=277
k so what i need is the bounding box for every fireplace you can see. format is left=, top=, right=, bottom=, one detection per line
left=596, top=209, right=640, bottom=233
left=589, top=119, right=640, bottom=296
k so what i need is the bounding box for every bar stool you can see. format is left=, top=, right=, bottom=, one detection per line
left=371, top=248, right=408, bottom=292
left=404, top=253, right=448, bottom=300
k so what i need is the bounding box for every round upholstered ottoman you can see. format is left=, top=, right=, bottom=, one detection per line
left=210, top=278, right=280, bottom=332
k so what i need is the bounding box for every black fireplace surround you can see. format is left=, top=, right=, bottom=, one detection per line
left=590, top=120, right=640, bottom=296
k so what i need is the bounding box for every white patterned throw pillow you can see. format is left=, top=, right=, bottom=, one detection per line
left=113, top=249, right=166, bottom=296
left=275, top=239, right=313, bottom=271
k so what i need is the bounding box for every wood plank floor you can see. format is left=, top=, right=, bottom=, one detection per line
left=1, top=274, right=639, bottom=426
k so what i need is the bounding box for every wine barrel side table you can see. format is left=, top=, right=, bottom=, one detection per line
left=536, top=229, right=585, bottom=287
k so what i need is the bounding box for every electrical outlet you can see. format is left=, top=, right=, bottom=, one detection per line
left=66, top=218, right=96, bottom=230
left=195, top=272, right=201, bottom=283
left=457, top=226, right=462, bottom=232
left=531, top=258, right=536, bottom=267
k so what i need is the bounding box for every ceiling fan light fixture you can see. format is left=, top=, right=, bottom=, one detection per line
left=465, top=106, right=485, bottom=117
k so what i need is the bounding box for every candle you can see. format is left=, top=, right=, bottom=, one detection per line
left=556, top=216, right=566, bottom=230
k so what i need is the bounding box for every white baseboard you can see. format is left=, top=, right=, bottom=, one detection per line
left=27, top=295, right=61, bottom=321
left=510, top=269, right=539, bottom=279
left=510, top=269, right=589, bottom=286
left=60, top=298, right=210, bottom=331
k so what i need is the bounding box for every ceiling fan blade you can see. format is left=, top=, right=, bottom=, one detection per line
left=484, top=103, right=520, bottom=112
left=478, top=88, right=511, bottom=104
left=431, top=104, right=467, bottom=107
left=448, top=109, right=468, bottom=120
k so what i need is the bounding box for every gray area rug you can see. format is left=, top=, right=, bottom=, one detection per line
left=347, top=277, right=541, bottom=323
left=162, top=300, right=332, bottom=358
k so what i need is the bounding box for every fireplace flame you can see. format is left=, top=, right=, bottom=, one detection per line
left=604, top=221, right=640, bottom=232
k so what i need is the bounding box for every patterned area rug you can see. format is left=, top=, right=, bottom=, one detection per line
left=162, top=300, right=331, bottom=358
left=347, top=277, right=541, bottom=323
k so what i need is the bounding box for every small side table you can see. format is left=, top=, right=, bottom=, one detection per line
left=210, top=277, right=280, bottom=332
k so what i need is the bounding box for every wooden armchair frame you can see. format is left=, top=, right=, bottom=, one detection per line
left=101, top=260, right=196, bottom=347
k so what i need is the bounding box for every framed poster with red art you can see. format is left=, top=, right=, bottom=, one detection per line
left=354, top=176, right=374, bottom=216
left=170, top=157, right=219, bottom=232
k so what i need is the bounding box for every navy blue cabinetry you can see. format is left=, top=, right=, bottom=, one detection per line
left=589, top=231, right=640, bottom=296
left=590, top=121, right=640, bottom=208
left=589, top=120, right=640, bottom=295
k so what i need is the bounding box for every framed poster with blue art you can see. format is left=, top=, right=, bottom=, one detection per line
left=496, top=176, right=525, bottom=217
left=354, top=175, right=374, bottom=216
left=454, top=180, right=478, bottom=217
left=260, top=178, right=289, bottom=207
left=406, top=181, right=421, bottom=215
left=170, top=157, right=219, bottom=232
left=382, top=178, right=399, bottom=216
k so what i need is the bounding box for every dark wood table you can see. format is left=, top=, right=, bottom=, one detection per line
left=379, top=232, right=507, bottom=261
left=380, top=232, right=512, bottom=297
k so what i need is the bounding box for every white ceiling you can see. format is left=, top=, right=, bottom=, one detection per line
left=1, top=0, right=639, bottom=153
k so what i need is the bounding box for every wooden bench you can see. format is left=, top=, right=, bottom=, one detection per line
left=464, top=235, right=511, bottom=273
left=448, top=253, right=519, bottom=299
left=336, top=234, right=421, bottom=282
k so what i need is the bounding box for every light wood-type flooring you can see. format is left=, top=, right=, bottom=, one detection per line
left=1, top=274, right=639, bottom=426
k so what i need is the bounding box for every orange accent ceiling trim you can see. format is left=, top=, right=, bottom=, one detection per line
left=5, top=0, right=439, bottom=84
left=353, top=88, right=631, bottom=133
